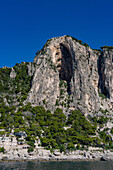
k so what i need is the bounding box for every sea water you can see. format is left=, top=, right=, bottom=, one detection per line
left=0, top=161, right=113, bottom=170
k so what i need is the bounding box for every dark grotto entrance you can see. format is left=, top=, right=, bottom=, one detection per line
left=59, top=43, right=73, bottom=94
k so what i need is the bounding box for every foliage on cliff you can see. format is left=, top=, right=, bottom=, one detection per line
left=0, top=62, right=33, bottom=106
left=0, top=35, right=113, bottom=153
left=0, top=102, right=112, bottom=152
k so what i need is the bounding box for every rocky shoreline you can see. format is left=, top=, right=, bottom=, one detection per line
left=0, top=149, right=113, bottom=162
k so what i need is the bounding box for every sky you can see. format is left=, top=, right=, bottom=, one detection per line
left=0, top=0, right=113, bottom=68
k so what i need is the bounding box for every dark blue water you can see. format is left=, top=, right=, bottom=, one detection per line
left=0, top=161, right=113, bottom=170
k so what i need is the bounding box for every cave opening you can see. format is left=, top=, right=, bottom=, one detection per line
left=58, top=43, right=73, bottom=94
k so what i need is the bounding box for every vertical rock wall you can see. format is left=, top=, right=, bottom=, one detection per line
left=98, top=48, right=113, bottom=101
left=27, top=35, right=113, bottom=113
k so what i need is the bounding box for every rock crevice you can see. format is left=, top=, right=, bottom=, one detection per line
left=27, top=35, right=113, bottom=113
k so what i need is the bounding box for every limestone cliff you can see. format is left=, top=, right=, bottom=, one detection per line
left=99, top=47, right=113, bottom=102
left=27, top=35, right=113, bottom=114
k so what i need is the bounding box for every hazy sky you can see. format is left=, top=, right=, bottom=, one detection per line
left=0, top=0, right=113, bottom=67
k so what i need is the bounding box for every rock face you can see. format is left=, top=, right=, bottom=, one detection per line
left=27, top=35, right=113, bottom=113
left=99, top=47, right=113, bottom=102
left=10, top=68, right=16, bottom=78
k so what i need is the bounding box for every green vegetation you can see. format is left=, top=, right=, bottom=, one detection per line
left=0, top=67, right=11, bottom=92
left=0, top=62, right=34, bottom=106
left=99, top=92, right=107, bottom=99
left=88, top=115, right=108, bottom=126
left=0, top=60, right=113, bottom=152
left=0, top=101, right=111, bottom=152
left=0, top=63, right=32, bottom=95
left=99, top=131, right=111, bottom=144
left=0, top=147, right=5, bottom=153
left=99, top=108, right=109, bottom=114
left=28, top=147, right=34, bottom=153
left=55, top=99, right=59, bottom=106
left=93, top=49, right=102, bottom=52
left=13, top=62, right=32, bottom=95
left=110, top=128, right=113, bottom=135
left=83, top=43, right=89, bottom=47
left=101, top=46, right=113, bottom=50
left=66, top=35, right=90, bottom=48
left=42, top=38, right=52, bottom=49
left=59, top=80, right=67, bottom=89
